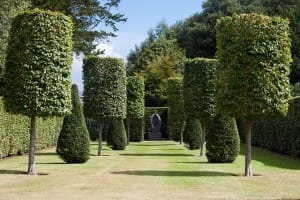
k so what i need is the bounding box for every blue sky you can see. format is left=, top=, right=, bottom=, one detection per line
left=72, top=0, right=205, bottom=92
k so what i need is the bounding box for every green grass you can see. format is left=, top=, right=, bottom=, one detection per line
left=0, top=141, right=299, bottom=199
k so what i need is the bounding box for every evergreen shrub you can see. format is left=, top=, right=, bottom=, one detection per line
left=183, top=118, right=201, bottom=149
left=107, top=118, right=127, bottom=150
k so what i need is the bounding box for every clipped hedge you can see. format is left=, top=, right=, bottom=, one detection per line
left=216, top=13, right=292, bottom=120
left=107, top=118, right=127, bottom=150
left=83, top=56, right=127, bottom=120
left=127, top=76, right=145, bottom=119
left=145, top=107, right=168, bottom=139
left=206, top=114, right=240, bottom=163
left=167, top=77, right=184, bottom=141
left=126, top=118, right=144, bottom=142
left=0, top=98, right=62, bottom=158
left=4, top=9, right=73, bottom=117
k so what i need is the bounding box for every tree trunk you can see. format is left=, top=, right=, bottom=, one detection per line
left=244, top=121, right=253, bottom=177
left=28, top=115, right=37, bottom=175
left=180, top=121, right=186, bottom=145
left=200, top=123, right=206, bottom=156
left=98, top=123, right=103, bottom=156
left=127, top=118, right=130, bottom=145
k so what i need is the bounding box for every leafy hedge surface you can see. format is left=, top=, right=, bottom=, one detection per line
left=4, top=9, right=73, bottom=117
left=206, top=114, right=240, bottom=163
left=0, top=98, right=62, bottom=158
left=167, top=77, right=184, bottom=141
left=216, top=13, right=292, bottom=120
left=184, top=58, right=217, bottom=122
left=57, top=85, right=90, bottom=163
left=127, top=76, right=145, bottom=119
left=126, top=118, right=144, bottom=142
left=183, top=118, right=201, bottom=149
left=107, top=118, right=127, bottom=150
left=83, top=56, right=127, bottom=120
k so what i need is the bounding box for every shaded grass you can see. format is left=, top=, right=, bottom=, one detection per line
left=0, top=141, right=299, bottom=200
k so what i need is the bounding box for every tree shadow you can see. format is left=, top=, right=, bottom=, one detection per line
left=35, top=152, right=57, bottom=156
left=119, top=153, right=194, bottom=157
left=130, top=143, right=176, bottom=147
left=158, top=149, right=185, bottom=151
left=240, top=145, right=300, bottom=170
left=112, top=170, right=238, bottom=177
left=172, top=161, right=208, bottom=164
left=0, top=170, right=49, bottom=175
left=36, top=162, right=65, bottom=165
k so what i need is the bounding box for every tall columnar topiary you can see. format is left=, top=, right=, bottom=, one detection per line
left=56, top=84, right=90, bottom=163
left=184, top=58, right=218, bottom=156
left=167, top=77, right=184, bottom=143
left=216, top=14, right=292, bottom=176
left=83, top=56, right=127, bottom=155
left=183, top=118, right=201, bottom=150
left=206, top=114, right=240, bottom=163
left=126, top=76, right=145, bottom=143
left=3, top=9, right=73, bottom=175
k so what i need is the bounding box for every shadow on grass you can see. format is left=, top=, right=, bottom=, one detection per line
left=112, top=170, right=237, bottom=177
left=119, top=153, right=194, bottom=157
left=240, top=144, right=300, bottom=170
left=0, top=170, right=49, bottom=175
left=36, top=162, right=65, bottom=165
left=130, top=143, right=176, bottom=147
left=173, top=161, right=208, bottom=164
left=158, top=149, right=185, bottom=151
left=35, top=152, right=57, bottom=156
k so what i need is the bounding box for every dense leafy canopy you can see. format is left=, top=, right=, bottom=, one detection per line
left=107, top=118, right=127, bottom=150
left=127, top=76, right=145, bottom=119
left=83, top=56, right=127, bottom=120
left=4, top=9, right=73, bottom=117
left=216, top=13, right=292, bottom=120
left=183, top=118, right=201, bottom=150
left=57, top=84, right=90, bottom=163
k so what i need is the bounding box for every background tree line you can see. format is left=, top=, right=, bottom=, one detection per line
left=127, top=0, right=300, bottom=107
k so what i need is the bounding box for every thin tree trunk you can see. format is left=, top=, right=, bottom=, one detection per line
left=127, top=118, right=130, bottom=145
left=244, top=121, right=253, bottom=177
left=98, top=123, right=102, bottom=156
left=28, top=115, right=37, bottom=175
left=180, top=121, right=186, bottom=145
left=200, top=123, right=206, bottom=156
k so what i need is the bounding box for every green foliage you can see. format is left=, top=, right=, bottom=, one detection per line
left=126, top=118, right=144, bottom=142
left=107, top=118, right=127, bottom=150
left=31, top=0, right=126, bottom=54
left=216, top=13, right=292, bottom=120
left=167, top=77, right=184, bottom=141
left=3, top=9, right=73, bottom=117
left=206, top=114, right=240, bottom=163
left=83, top=56, right=127, bottom=120
left=0, top=98, right=62, bottom=158
left=127, top=76, right=145, bottom=119
left=183, top=118, right=201, bottom=150
left=0, top=0, right=30, bottom=95
left=86, top=118, right=109, bottom=141
left=57, top=85, right=90, bottom=163
left=250, top=84, right=300, bottom=158
left=145, top=107, right=168, bottom=139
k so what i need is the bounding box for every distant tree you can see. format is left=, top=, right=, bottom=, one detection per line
left=216, top=14, right=292, bottom=176
left=83, top=56, right=127, bottom=155
left=57, top=84, right=90, bottom=163
left=4, top=9, right=73, bottom=174
left=31, top=0, right=127, bottom=54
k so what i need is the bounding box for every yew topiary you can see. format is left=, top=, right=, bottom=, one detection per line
left=57, top=84, right=90, bottom=163
left=107, top=118, right=127, bottom=150
left=183, top=118, right=201, bottom=150
left=3, top=9, right=73, bottom=174
left=206, top=114, right=240, bottom=163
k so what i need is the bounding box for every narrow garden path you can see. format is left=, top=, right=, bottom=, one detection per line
left=0, top=141, right=299, bottom=200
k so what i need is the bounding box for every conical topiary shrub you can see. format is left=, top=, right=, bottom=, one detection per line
left=107, top=118, right=127, bottom=150
left=206, top=114, right=240, bottom=163
left=183, top=117, right=201, bottom=150
left=56, top=84, right=90, bottom=163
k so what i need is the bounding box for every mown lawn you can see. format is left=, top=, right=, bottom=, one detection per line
left=0, top=141, right=299, bottom=200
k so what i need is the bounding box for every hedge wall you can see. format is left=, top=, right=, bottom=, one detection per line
left=144, top=107, right=168, bottom=139
left=167, top=77, right=184, bottom=141
left=0, top=98, right=62, bottom=158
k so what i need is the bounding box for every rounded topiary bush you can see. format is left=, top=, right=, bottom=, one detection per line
left=107, top=118, right=127, bottom=150
left=206, top=114, right=240, bottom=163
left=183, top=118, right=201, bottom=150
left=56, top=84, right=90, bottom=163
